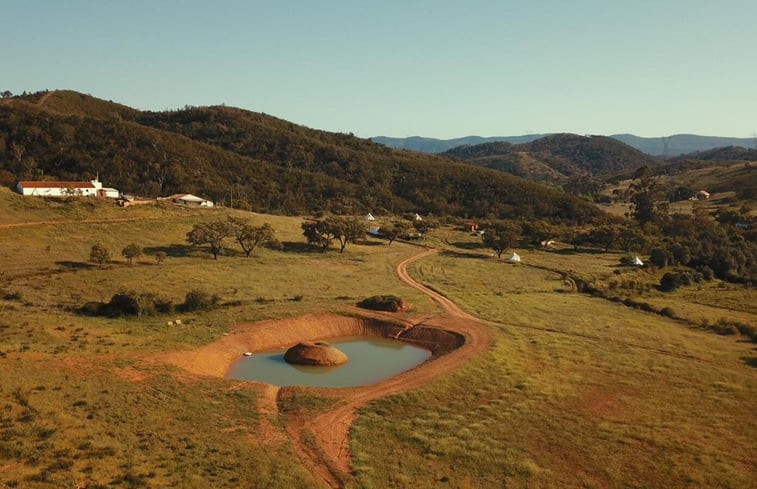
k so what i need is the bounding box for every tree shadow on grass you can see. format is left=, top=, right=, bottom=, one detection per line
left=143, top=244, right=195, bottom=258
left=281, top=241, right=323, bottom=253
left=741, top=356, right=757, bottom=368
left=56, top=261, right=95, bottom=270
left=551, top=247, right=612, bottom=255
left=359, top=239, right=386, bottom=247
left=447, top=240, right=487, bottom=251
left=440, top=250, right=489, bottom=260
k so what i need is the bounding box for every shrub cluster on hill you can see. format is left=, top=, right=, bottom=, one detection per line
left=78, top=289, right=219, bottom=317
left=659, top=271, right=705, bottom=292
left=357, top=295, right=407, bottom=312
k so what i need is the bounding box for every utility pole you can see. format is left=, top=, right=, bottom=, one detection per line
left=661, top=136, right=672, bottom=158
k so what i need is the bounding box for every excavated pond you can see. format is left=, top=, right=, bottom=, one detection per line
left=226, top=335, right=432, bottom=387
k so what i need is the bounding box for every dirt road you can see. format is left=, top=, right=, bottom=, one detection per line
left=285, top=248, right=494, bottom=488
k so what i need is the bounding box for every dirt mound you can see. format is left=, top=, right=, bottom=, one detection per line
left=284, top=342, right=349, bottom=366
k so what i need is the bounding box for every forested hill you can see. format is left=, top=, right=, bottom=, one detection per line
left=669, top=146, right=757, bottom=162
left=444, top=133, right=658, bottom=184
left=0, top=91, right=602, bottom=223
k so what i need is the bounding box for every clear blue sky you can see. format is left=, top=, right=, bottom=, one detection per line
left=4, top=0, right=756, bottom=139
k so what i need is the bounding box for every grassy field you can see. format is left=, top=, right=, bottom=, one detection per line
left=350, top=238, right=756, bottom=489
left=0, top=189, right=432, bottom=488
left=0, top=188, right=755, bottom=488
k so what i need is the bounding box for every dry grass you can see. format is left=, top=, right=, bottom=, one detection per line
left=1, top=190, right=755, bottom=488
left=350, top=234, right=756, bottom=489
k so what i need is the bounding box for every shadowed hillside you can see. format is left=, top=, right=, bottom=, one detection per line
left=0, top=90, right=602, bottom=223
left=444, top=134, right=658, bottom=185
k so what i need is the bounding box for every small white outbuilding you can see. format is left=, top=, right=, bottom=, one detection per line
left=170, top=194, right=214, bottom=207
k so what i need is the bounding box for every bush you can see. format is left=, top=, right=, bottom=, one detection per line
left=2, top=290, right=22, bottom=301
left=660, top=307, right=677, bottom=318
left=357, top=295, right=407, bottom=312
left=660, top=272, right=693, bottom=292
left=182, top=289, right=219, bottom=312
left=80, top=291, right=172, bottom=317
left=154, top=297, right=175, bottom=314
left=78, top=302, right=103, bottom=316
left=698, top=265, right=715, bottom=281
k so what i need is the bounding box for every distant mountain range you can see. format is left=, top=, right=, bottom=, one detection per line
left=372, top=134, right=757, bottom=156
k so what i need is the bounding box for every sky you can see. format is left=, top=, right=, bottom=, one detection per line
left=4, top=0, right=757, bottom=139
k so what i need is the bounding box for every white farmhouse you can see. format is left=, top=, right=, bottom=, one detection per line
left=16, top=178, right=119, bottom=198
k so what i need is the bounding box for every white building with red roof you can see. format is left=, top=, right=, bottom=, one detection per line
left=16, top=178, right=119, bottom=198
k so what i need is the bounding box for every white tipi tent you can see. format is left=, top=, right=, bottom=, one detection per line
left=507, top=252, right=521, bottom=263
left=631, top=255, right=644, bottom=266
left=414, top=213, right=423, bottom=221
left=364, top=213, right=376, bottom=221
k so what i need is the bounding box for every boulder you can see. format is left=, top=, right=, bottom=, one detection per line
left=284, top=341, right=348, bottom=366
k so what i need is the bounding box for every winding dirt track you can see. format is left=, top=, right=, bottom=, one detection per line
left=285, top=248, right=494, bottom=488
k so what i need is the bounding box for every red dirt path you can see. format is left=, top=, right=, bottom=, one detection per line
left=281, top=249, right=493, bottom=488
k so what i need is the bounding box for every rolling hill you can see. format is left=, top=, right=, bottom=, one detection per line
left=0, top=90, right=602, bottom=223
left=443, top=134, right=658, bottom=185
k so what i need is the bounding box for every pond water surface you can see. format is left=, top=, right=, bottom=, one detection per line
left=226, top=336, right=432, bottom=387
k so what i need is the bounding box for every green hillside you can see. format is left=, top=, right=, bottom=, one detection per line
left=444, top=133, right=658, bottom=185
left=0, top=91, right=602, bottom=223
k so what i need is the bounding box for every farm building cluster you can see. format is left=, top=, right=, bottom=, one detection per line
left=14, top=178, right=214, bottom=207
left=16, top=178, right=119, bottom=198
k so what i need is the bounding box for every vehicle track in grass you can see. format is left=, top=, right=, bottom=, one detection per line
left=283, top=248, right=494, bottom=488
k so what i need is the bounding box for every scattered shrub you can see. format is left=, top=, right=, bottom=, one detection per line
left=89, top=243, right=111, bottom=268
left=2, top=290, right=22, bottom=301
left=154, top=297, right=175, bottom=314
left=182, top=289, right=219, bottom=312
left=121, top=243, right=142, bottom=265
left=660, top=307, right=677, bottom=318
left=698, top=265, right=715, bottom=281
left=357, top=295, right=407, bottom=312
left=79, top=291, right=173, bottom=317
left=78, top=302, right=103, bottom=316
left=660, top=271, right=702, bottom=292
